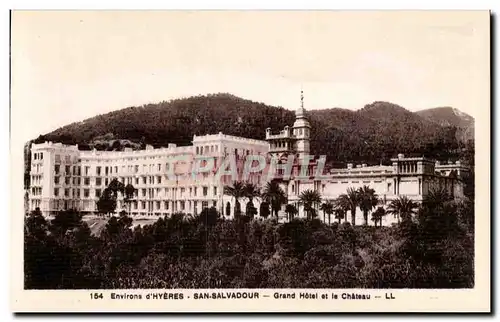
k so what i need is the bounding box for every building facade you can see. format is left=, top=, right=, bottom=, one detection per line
left=28, top=94, right=470, bottom=225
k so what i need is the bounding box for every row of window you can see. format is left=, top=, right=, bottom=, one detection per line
left=137, top=186, right=217, bottom=198
left=32, top=152, right=43, bottom=160
left=31, top=175, right=43, bottom=186
left=31, top=187, right=42, bottom=196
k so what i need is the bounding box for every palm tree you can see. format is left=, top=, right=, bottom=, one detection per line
left=386, top=196, right=419, bottom=223
left=342, top=187, right=360, bottom=225
left=223, top=181, right=246, bottom=218
left=358, top=185, right=379, bottom=225
left=284, top=204, right=298, bottom=221
left=262, top=180, right=287, bottom=219
left=320, top=201, right=335, bottom=224
left=334, top=206, right=346, bottom=224
left=335, top=195, right=350, bottom=224
left=371, top=206, right=386, bottom=227
left=243, top=182, right=260, bottom=203
left=298, top=189, right=322, bottom=220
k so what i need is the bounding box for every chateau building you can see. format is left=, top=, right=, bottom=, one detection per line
left=28, top=92, right=470, bottom=226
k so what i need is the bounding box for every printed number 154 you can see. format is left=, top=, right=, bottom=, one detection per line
left=90, top=293, right=104, bottom=300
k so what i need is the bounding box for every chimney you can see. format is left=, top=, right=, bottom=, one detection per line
left=347, top=163, right=353, bottom=170
left=146, top=144, right=154, bottom=150
left=356, top=164, right=362, bottom=168
left=168, top=143, right=177, bottom=149
left=362, top=163, right=367, bottom=168
left=398, top=153, right=405, bottom=159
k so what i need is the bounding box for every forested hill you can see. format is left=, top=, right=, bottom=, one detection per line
left=31, top=93, right=473, bottom=164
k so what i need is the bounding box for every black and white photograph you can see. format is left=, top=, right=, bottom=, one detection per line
left=11, top=10, right=490, bottom=312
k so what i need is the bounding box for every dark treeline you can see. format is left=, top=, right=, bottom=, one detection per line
left=25, top=189, right=474, bottom=289
left=31, top=94, right=474, bottom=164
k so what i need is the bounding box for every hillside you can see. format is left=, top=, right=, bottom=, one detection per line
left=416, top=107, right=475, bottom=143
left=28, top=93, right=472, bottom=169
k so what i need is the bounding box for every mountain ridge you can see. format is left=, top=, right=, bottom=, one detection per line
left=29, top=93, right=473, bottom=163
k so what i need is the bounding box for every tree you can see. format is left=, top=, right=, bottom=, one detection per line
left=320, top=201, right=334, bottom=225
left=108, top=178, right=125, bottom=195
left=25, top=207, right=48, bottom=239
left=334, top=196, right=350, bottom=224
left=298, top=189, right=322, bottom=220
left=123, top=183, right=136, bottom=214
left=245, top=200, right=258, bottom=219
left=96, top=188, right=117, bottom=216
left=259, top=201, right=271, bottom=219
left=199, top=206, right=219, bottom=228
left=284, top=204, right=298, bottom=221
left=418, top=188, right=459, bottom=238
left=50, top=209, right=83, bottom=236
left=387, top=196, right=419, bottom=223
left=371, top=206, right=386, bottom=227
left=262, top=180, right=287, bottom=219
left=224, top=181, right=246, bottom=218
left=334, top=207, right=346, bottom=224
left=358, top=185, right=379, bottom=225
left=344, top=188, right=360, bottom=226
left=243, top=182, right=260, bottom=203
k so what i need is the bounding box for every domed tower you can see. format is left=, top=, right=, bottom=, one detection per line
left=293, top=90, right=311, bottom=159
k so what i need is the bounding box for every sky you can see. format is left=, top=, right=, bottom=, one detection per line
left=11, top=11, right=489, bottom=144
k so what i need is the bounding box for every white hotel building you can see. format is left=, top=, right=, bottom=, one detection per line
left=28, top=95, right=470, bottom=225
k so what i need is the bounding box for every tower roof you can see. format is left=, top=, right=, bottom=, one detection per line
left=293, top=89, right=310, bottom=128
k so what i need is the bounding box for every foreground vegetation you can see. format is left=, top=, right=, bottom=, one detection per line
left=24, top=189, right=474, bottom=289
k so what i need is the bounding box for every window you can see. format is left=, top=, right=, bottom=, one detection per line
left=202, top=201, right=208, bottom=209
left=54, top=188, right=59, bottom=197
left=65, top=155, right=70, bottom=163
left=141, top=201, right=146, bottom=210
left=156, top=201, right=161, bottom=210
left=84, top=177, right=90, bottom=185
left=96, top=189, right=101, bottom=197
left=55, top=165, right=60, bottom=174
left=54, top=176, right=60, bottom=184
left=143, top=177, right=147, bottom=184
left=64, top=189, right=69, bottom=197
left=76, top=189, right=80, bottom=198
left=96, top=166, right=101, bottom=175
left=55, top=154, right=61, bottom=163
left=194, top=187, right=198, bottom=196
left=115, top=166, right=118, bottom=173
left=203, top=186, right=208, bottom=196
left=164, top=201, right=169, bottom=210
left=65, top=177, right=70, bottom=185
left=84, top=189, right=89, bottom=198
left=135, top=178, right=139, bottom=185
left=142, top=189, right=146, bottom=197
left=96, top=177, right=102, bottom=186
left=213, top=187, right=217, bottom=196
left=40, top=152, right=43, bottom=160
left=134, top=165, right=139, bottom=173
left=105, top=178, right=109, bottom=186
left=157, top=164, right=161, bottom=171
left=180, top=201, right=185, bottom=210
left=65, top=165, right=70, bottom=174
left=85, top=166, right=90, bottom=175
left=157, top=176, right=162, bottom=184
